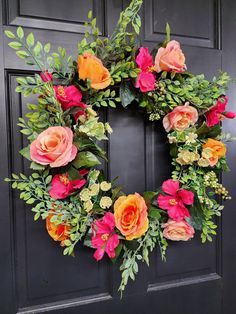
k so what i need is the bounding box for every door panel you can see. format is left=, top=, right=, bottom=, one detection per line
left=0, top=0, right=236, bottom=313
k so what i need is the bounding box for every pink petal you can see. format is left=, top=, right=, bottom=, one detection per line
left=167, top=203, right=190, bottom=222
left=224, top=111, right=236, bottom=119
left=71, top=179, right=86, bottom=190
left=157, top=194, right=178, bottom=210
left=93, top=248, right=105, bottom=261
left=178, top=189, right=194, bottom=205
left=102, top=212, right=115, bottom=230
left=162, top=179, right=179, bottom=195
left=205, top=110, right=220, bottom=127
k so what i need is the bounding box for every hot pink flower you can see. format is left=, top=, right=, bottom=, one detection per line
left=157, top=179, right=194, bottom=221
left=40, top=71, right=53, bottom=82
left=136, top=72, right=156, bottom=92
left=205, top=96, right=236, bottom=127
left=136, top=47, right=153, bottom=72
left=92, top=212, right=120, bottom=261
left=49, top=173, right=86, bottom=199
left=135, top=47, right=156, bottom=93
left=54, top=85, right=87, bottom=111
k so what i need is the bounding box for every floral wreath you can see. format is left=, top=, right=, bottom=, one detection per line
left=4, top=0, right=236, bottom=295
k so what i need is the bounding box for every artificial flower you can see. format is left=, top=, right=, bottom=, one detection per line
left=155, top=40, right=186, bottom=73
left=46, top=211, right=70, bottom=246
left=135, top=47, right=156, bottom=92
left=176, top=149, right=200, bottom=165
left=162, top=219, right=195, bottom=241
left=89, top=183, right=100, bottom=196
left=84, top=200, right=93, bottom=212
left=80, top=188, right=91, bottom=202
left=136, top=47, right=154, bottom=72
left=40, top=70, right=53, bottom=82
left=92, top=212, right=120, bottom=261
left=114, top=193, right=149, bottom=240
left=100, top=181, right=111, bottom=191
left=163, top=103, right=198, bottom=132
left=30, top=126, right=77, bottom=168
left=54, top=85, right=87, bottom=111
left=185, top=133, right=198, bottom=144
left=100, top=196, right=113, bottom=209
left=136, top=72, right=156, bottom=92
left=202, top=138, right=226, bottom=166
left=78, top=53, right=111, bottom=90
left=49, top=173, right=86, bottom=199
left=205, top=96, right=236, bottom=127
left=157, top=179, right=194, bottom=221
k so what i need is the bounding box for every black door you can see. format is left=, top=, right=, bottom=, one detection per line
left=1, top=0, right=236, bottom=313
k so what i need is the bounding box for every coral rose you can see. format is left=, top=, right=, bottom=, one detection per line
left=155, top=40, right=186, bottom=73
left=162, top=219, right=195, bottom=241
left=78, top=53, right=111, bottom=90
left=30, top=126, right=77, bottom=168
left=163, top=103, right=198, bottom=132
left=114, top=193, right=149, bottom=240
left=202, top=138, right=226, bottom=165
left=46, top=212, right=70, bottom=246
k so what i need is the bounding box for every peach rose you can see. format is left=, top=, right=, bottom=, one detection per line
left=114, top=193, right=149, bottom=240
left=78, top=53, right=111, bottom=90
left=46, top=212, right=70, bottom=246
left=155, top=40, right=186, bottom=73
left=202, top=138, right=226, bottom=166
left=163, top=103, right=198, bottom=132
left=30, top=126, right=77, bottom=168
left=162, top=219, right=195, bottom=241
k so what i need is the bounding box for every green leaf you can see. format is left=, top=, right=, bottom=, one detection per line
left=196, top=122, right=221, bottom=138
left=26, top=33, right=35, bottom=47
left=149, top=207, right=161, bottom=219
left=166, top=22, right=171, bottom=43
left=119, top=81, right=136, bottom=108
left=17, top=27, right=24, bottom=39
left=16, top=50, right=29, bottom=59
left=88, top=10, right=93, bottom=19
left=73, top=151, right=101, bottom=168
left=30, top=162, right=46, bottom=170
left=8, top=41, right=22, bottom=49
left=19, top=146, right=31, bottom=161
left=111, top=243, right=123, bottom=263
left=44, top=43, right=51, bottom=53
left=4, top=30, right=15, bottom=39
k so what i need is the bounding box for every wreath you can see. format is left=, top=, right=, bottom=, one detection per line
left=4, top=0, right=236, bottom=295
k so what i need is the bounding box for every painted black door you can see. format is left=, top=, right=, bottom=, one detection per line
left=0, top=1, right=236, bottom=313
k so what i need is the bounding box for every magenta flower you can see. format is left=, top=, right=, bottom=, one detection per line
left=135, top=47, right=156, bottom=93
left=40, top=70, right=53, bottom=82
left=157, top=179, right=194, bottom=221
left=92, top=212, right=120, bottom=261
left=136, top=47, right=153, bottom=72
left=49, top=173, right=86, bottom=199
left=54, top=85, right=87, bottom=111
left=205, top=96, right=236, bottom=127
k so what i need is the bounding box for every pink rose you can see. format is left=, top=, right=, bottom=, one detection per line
left=49, top=173, right=86, bottom=199
left=54, top=85, right=87, bottom=111
left=162, top=219, right=195, bottom=241
left=136, top=47, right=153, bottom=72
left=136, top=72, right=156, bottom=92
left=40, top=71, right=53, bottom=82
left=30, top=126, right=77, bottom=168
left=163, top=103, right=198, bottom=132
left=155, top=40, right=186, bottom=73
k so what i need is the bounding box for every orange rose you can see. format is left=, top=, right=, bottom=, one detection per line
left=78, top=53, right=111, bottom=90
left=114, top=193, right=149, bottom=240
left=46, top=212, right=70, bottom=246
left=202, top=139, right=226, bottom=166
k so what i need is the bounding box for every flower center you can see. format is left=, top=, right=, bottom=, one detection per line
left=101, top=233, right=109, bottom=241
left=58, top=86, right=66, bottom=98
left=59, top=174, right=70, bottom=185
left=169, top=198, right=177, bottom=205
